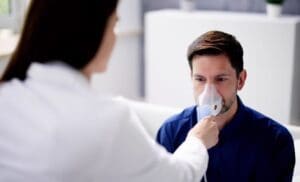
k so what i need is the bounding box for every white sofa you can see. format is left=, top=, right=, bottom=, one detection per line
left=118, top=97, right=300, bottom=182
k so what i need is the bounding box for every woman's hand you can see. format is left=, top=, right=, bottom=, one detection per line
left=188, top=116, right=219, bottom=149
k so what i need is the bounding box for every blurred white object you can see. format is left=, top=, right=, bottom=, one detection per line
left=0, top=62, right=209, bottom=182
left=180, top=0, right=196, bottom=11
left=116, top=96, right=181, bottom=137
left=266, top=3, right=282, bottom=18
left=145, top=10, right=300, bottom=125
left=0, top=29, right=13, bottom=38
left=0, top=29, right=19, bottom=74
left=91, top=0, right=142, bottom=100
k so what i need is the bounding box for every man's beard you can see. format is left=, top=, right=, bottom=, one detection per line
left=219, top=94, right=236, bottom=115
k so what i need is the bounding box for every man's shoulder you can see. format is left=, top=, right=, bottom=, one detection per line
left=244, top=106, right=292, bottom=140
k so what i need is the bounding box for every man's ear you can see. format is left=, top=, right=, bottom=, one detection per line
left=237, top=69, right=247, bottom=90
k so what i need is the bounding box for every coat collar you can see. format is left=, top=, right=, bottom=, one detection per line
left=26, top=62, right=91, bottom=92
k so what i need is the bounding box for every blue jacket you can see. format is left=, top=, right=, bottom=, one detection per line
left=157, top=97, right=295, bottom=182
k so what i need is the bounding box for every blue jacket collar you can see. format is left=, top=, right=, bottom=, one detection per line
left=219, top=96, right=248, bottom=142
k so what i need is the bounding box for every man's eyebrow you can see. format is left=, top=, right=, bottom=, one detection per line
left=193, top=73, right=230, bottom=77
left=192, top=74, right=204, bottom=77
left=216, top=73, right=230, bottom=77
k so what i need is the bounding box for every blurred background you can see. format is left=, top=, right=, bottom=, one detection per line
left=0, top=0, right=299, bottom=125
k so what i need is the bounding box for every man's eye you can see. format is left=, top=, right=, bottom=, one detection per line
left=216, top=77, right=227, bottom=82
left=195, top=78, right=205, bottom=82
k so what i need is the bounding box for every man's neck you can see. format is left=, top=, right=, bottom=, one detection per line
left=215, top=98, right=238, bottom=130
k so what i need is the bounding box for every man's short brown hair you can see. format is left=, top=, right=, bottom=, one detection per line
left=187, top=31, right=244, bottom=76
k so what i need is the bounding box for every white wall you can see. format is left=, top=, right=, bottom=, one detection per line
left=91, top=0, right=142, bottom=100
left=145, top=10, right=300, bottom=124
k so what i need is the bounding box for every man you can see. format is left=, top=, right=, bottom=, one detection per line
left=156, top=31, right=295, bottom=181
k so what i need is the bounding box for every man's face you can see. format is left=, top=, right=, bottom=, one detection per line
left=191, top=54, right=246, bottom=115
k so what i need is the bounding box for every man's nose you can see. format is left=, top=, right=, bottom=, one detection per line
left=204, top=82, right=215, bottom=87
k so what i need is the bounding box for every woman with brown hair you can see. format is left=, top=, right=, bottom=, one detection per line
left=0, top=0, right=219, bottom=181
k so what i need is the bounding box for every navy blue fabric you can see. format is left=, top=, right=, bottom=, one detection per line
left=156, top=97, right=295, bottom=182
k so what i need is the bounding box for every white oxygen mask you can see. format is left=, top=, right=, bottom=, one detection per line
left=197, top=84, right=223, bottom=121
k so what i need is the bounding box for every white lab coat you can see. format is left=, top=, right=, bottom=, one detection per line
left=0, top=62, right=208, bottom=182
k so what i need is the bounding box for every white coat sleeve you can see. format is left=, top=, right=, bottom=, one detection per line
left=101, top=102, right=208, bottom=182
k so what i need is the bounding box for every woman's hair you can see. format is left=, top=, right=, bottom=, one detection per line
left=1, top=0, right=118, bottom=82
